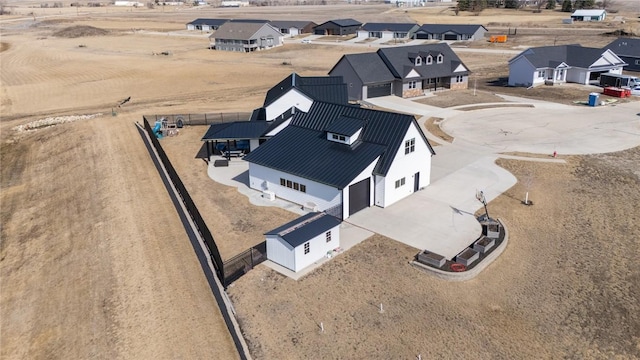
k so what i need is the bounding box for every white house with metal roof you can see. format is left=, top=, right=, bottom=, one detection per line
left=571, top=9, right=606, bottom=21
left=508, top=44, right=627, bottom=87
left=243, top=101, right=435, bottom=220
left=265, top=212, right=341, bottom=272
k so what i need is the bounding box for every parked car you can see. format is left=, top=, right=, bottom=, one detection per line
left=301, top=39, right=312, bottom=44
left=631, top=85, right=640, bottom=96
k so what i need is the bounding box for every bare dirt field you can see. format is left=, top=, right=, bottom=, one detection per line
left=2, top=2, right=640, bottom=359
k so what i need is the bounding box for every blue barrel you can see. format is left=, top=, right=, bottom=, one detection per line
left=588, top=93, right=599, bottom=107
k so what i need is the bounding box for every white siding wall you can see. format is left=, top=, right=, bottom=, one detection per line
left=291, top=224, right=340, bottom=272
left=248, top=163, right=341, bottom=210
left=357, top=30, right=369, bottom=39
left=265, top=89, right=313, bottom=120
left=566, top=68, right=587, bottom=84
left=375, top=123, right=432, bottom=207
left=508, top=57, right=536, bottom=87
left=266, top=235, right=295, bottom=271
left=342, top=158, right=379, bottom=219
left=381, top=32, right=394, bottom=40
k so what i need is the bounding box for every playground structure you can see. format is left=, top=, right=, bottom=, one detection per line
left=153, top=117, right=182, bottom=138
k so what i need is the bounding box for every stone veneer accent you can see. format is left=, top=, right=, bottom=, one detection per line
left=450, top=81, right=468, bottom=90
left=402, top=88, right=424, bottom=98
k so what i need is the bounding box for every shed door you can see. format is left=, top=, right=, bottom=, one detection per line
left=367, top=83, right=391, bottom=98
left=349, top=178, right=370, bottom=216
left=444, top=33, right=458, bottom=41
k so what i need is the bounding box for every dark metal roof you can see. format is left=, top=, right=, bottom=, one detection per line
left=263, top=73, right=348, bottom=107
left=604, top=37, right=640, bottom=58
left=361, top=22, right=418, bottom=32
left=201, top=121, right=270, bottom=140
left=416, top=24, right=487, bottom=35
left=229, top=19, right=270, bottom=23
left=316, top=18, right=362, bottom=28
left=329, top=52, right=396, bottom=84
left=265, top=212, right=341, bottom=248
left=510, top=44, right=626, bottom=69
left=245, top=101, right=434, bottom=186
left=188, top=18, right=229, bottom=26
left=243, top=125, right=385, bottom=189
left=213, top=22, right=278, bottom=40
left=325, top=115, right=364, bottom=137
left=269, top=20, right=316, bottom=29
left=377, top=43, right=469, bottom=79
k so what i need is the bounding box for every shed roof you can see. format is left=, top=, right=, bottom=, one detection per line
left=571, top=9, right=606, bottom=16
left=265, top=212, right=341, bottom=248
left=325, top=115, right=364, bottom=137
left=201, top=121, right=270, bottom=140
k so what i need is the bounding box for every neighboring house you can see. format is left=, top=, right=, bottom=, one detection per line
left=220, top=0, right=249, bottom=6
left=186, top=18, right=229, bottom=31
left=356, top=22, right=419, bottom=41
left=604, top=37, right=640, bottom=72
left=329, top=43, right=470, bottom=101
left=269, top=20, right=317, bottom=37
left=210, top=22, right=283, bottom=52
left=243, top=100, right=436, bottom=220
left=313, top=19, right=362, bottom=36
left=413, top=24, right=487, bottom=41
left=265, top=212, right=341, bottom=272
left=201, top=73, right=348, bottom=156
left=571, top=9, right=606, bottom=21
left=508, top=44, right=627, bottom=87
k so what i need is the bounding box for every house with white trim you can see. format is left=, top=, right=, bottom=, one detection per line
left=413, top=24, right=487, bottom=41
left=356, top=22, right=419, bottom=41
left=265, top=212, right=341, bottom=272
left=210, top=22, right=283, bottom=52
left=243, top=101, right=435, bottom=220
left=329, top=43, right=469, bottom=101
left=571, top=9, right=606, bottom=21
left=508, top=44, right=627, bottom=87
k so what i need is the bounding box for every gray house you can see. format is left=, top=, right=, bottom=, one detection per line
left=313, top=19, right=362, bottom=36
left=604, top=37, right=640, bottom=72
left=329, top=43, right=470, bottom=101
left=186, top=18, right=229, bottom=32
left=414, top=24, right=487, bottom=41
left=210, top=22, right=283, bottom=52
left=269, top=20, right=317, bottom=37
left=356, top=23, right=419, bottom=41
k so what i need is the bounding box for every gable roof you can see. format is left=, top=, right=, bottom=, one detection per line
left=377, top=43, right=469, bottom=79
left=188, top=18, right=229, bottom=26
left=604, top=37, right=640, bottom=57
left=263, top=73, right=348, bottom=107
left=509, top=44, right=625, bottom=69
left=416, top=24, right=487, bottom=35
left=325, top=115, right=364, bottom=137
left=329, top=52, right=396, bottom=84
left=269, top=20, right=316, bottom=29
left=317, top=18, right=362, bottom=28
left=213, top=22, right=279, bottom=40
left=361, top=22, right=418, bottom=32
left=244, top=101, right=434, bottom=188
left=265, top=212, right=341, bottom=248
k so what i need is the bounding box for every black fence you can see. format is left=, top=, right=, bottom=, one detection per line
left=223, top=241, right=267, bottom=286
left=144, top=112, right=253, bottom=126
left=143, top=117, right=225, bottom=282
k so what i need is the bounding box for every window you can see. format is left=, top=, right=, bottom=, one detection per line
left=456, top=75, right=464, bottom=83
left=415, top=57, right=422, bottom=66
left=395, top=177, right=406, bottom=189
left=332, top=134, right=339, bottom=140
left=405, top=138, right=415, bottom=154
left=293, top=182, right=299, bottom=191
left=437, top=54, right=443, bottom=64
left=426, top=55, right=432, bottom=65
left=300, top=184, right=306, bottom=193
left=408, top=81, right=417, bottom=89
left=304, top=242, right=310, bottom=254
left=636, top=60, right=640, bottom=65
left=280, top=177, right=306, bottom=193
left=538, top=70, right=545, bottom=79
left=339, top=135, right=345, bottom=141
left=286, top=180, right=292, bottom=188
left=326, top=231, right=332, bottom=243
left=280, top=178, right=286, bottom=186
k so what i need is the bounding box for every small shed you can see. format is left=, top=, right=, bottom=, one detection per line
left=571, top=9, right=606, bottom=21
left=265, top=212, right=341, bottom=272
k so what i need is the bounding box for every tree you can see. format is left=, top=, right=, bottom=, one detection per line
left=457, top=0, right=471, bottom=11
left=561, top=0, right=572, bottom=12
left=546, top=0, right=556, bottom=9
left=504, top=0, right=518, bottom=8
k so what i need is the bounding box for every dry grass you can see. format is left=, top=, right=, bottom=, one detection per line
left=415, top=89, right=506, bottom=108
left=424, top=116, right=453, bottom=144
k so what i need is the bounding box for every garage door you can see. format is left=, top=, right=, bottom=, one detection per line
left=367, top=83, right=391, bottom=98
left=349, top=178, right=370, bottom=216
left=444, top=34, right=458, bottom=41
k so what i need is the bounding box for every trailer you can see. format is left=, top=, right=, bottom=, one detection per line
left=599, top=73, right=639, bottom=88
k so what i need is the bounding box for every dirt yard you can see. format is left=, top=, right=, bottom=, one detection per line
left=2, top=2, right=640, bottom=359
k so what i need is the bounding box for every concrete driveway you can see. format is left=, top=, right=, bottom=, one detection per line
left=349, top=95, right=640, bottom=259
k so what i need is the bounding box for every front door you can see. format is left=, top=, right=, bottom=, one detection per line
left=414, top=172, right=420, bottom=192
